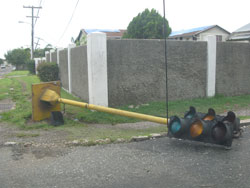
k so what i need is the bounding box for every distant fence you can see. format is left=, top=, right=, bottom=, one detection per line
left=34, top=57, right=46, bottom=74
left=43, top=33, right=250, bottom=107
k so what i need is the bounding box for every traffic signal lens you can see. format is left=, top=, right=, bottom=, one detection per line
left=171, top=121, right=181, bottom=134
left=190, top=121, right=203, bottom=138
left=212, top=123, right=226, bottom=141
left=203, top=115, right=214, bottom=121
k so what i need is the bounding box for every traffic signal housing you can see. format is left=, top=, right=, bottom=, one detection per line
left=168, top=107, right=240, bottom=148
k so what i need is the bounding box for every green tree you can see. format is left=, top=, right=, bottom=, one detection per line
left=0, top=58, right=3, bottom=65
left=34, top=44, right=53, bottom=58
left=123, top=8, right=171, bottom=39
left=4, top=48, right=30, bottom=70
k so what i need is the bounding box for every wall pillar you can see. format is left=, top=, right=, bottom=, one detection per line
left=34, top=58, right=39, bottom=74
left=67, top=44, right=76, bottom=94
left=45, top=51, right=50, bottom=62
left=206, top=35, right=217, bottom=97
left=87, top=32, right=108, bottom=106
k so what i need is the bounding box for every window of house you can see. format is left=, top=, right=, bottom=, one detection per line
left=216, top=35, right=222, bottom=42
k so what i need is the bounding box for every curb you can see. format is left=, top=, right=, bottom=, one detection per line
left=2, top=132, right=169, bottom=148
left=65, top=132, right=168, bottom=146
left=131, top=133, right=168, bottom=142
left=240, top=119, right=250, bottom=126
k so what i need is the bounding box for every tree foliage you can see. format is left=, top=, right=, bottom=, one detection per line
left=0, top=58, right=3, bottom=65
left=75, top=35, right=86, bottom=46
left=123, top=8, right=171, bottom=39
left=34, top=44, right=53, bottom=58
left=4, top=48, right=30, bottom=69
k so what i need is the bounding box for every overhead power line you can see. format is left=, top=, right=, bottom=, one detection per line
left=34, top=0, right=43, bottom=26
left=35, top=37, right=57, bottom=48
left=56, top=0, right=80, bottom=45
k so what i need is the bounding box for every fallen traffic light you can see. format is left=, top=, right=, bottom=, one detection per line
left=168, top=107, right=241, bottom=148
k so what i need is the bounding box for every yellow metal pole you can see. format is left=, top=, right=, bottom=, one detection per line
left=58, top=98, right=168, bottom=125
left=39, top=89, right=168, bottom=124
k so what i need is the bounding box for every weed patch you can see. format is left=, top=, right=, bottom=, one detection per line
left=15, top=133, right=40, bottom=138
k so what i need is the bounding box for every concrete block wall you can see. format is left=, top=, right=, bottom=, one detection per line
left=46, top=36, right=250, bottom=107
left=58, top=49, right=69, bottom=91
left=107, top=40, right=207, bottom=106
left=70, top=45, right=89, bottom=102
left=168, top=41, right=208, bottom=100
left=216, top=42, right=250, bottom=96
left=51, top=51, right=57, bottom=63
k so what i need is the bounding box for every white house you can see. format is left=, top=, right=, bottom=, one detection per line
left=75, top=29, right=126, bottom=45
left=169, top=25, right=230, bottom=42
left=228, top=23, right=250, bottom=42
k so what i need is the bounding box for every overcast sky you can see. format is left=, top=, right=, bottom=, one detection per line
left=0, top=0, right=249, bottom=58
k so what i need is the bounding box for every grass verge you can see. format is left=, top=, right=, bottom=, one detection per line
left=5, top=70, right=29, bottom=77
left=62, top=93, right=250, bottom=125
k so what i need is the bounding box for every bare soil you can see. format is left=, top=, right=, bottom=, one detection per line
left=0, top=121, right=165, bottom=159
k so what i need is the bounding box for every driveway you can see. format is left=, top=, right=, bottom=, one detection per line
left=0, top=124, right=250, bottom=188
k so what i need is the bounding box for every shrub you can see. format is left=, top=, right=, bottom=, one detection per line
left=26, top=60, right=36, bottom=74
left=37, top=62, right=59, bottom=82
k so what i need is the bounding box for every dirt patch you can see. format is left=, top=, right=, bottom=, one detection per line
left=0, top=121, right=167, bottom=161
left=0, top=99, right=15, bottom=112
left=0, top=120, right=165, bottom=149
left=0, top=122, right=71, bottom=160
left=7, top=143, right=70, bottom=160
left=0, top=122, right=70, bottom=146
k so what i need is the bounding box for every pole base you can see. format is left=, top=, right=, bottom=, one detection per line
left=50, top=111, right=64, bottom=126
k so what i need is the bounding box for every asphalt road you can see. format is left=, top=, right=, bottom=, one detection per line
left=0, top=125, right=250, bottom=188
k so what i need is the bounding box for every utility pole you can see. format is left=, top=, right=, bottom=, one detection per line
left=23, top=6, right=42, bottom=59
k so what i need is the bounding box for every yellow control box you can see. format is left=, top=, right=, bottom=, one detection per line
left=32, top=81, right=61, bottom=121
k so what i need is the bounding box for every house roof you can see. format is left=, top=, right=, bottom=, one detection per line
left=76, top=29, right=126, bottom=42
left=104, top=29, right=126, bottom=37
left=228, top=35, right=250, bottom=41
left=169, top=25, right=230, bottom=38
left=228, top=23, right=250, bottom=41
left=84, top=29, right=120, bottom=34
left=170, top=25, right=214, bottom=37
left=234, top=23, right=250, bottom=32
